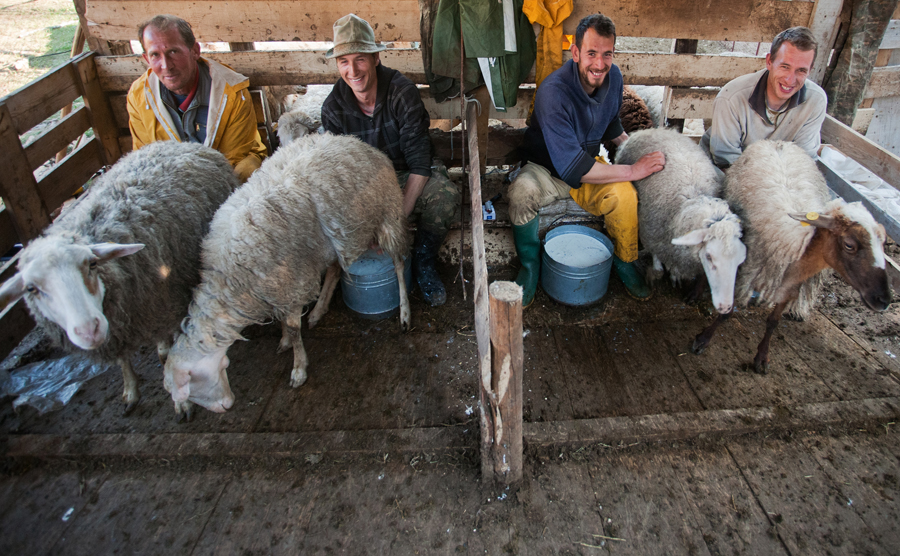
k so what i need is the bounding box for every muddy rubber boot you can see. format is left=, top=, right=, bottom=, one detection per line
left=513, top=216, right=541, bottom=307
left=413, top=229, right=447, bottom=306
left=613, top=255, right=651, bottom=300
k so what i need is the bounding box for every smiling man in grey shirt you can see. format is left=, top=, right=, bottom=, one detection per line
left=700, top=26, right=827, bottom=170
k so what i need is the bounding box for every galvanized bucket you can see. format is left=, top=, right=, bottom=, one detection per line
left=341, top=249, right=412, bottom=320
left=541, top=225, right=614, bottom=306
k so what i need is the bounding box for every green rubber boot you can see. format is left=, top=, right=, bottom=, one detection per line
left=613, top=255, right=651, bottom=300
left=513, top=216, right=541, bottom=307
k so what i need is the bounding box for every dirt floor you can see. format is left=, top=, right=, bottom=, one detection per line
left=1, top=231, right=899, bottom=555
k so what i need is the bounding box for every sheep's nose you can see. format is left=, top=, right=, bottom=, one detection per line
left=74, top=318, right=104, bottom=346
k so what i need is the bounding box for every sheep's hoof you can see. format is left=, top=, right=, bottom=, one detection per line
left=691, top=338, right=707, bottom=355
left=290, top=370, right=308, bottom=389
left=175, top=402, right=194, bottom=423
left=307, top=314, right=322, bottom=329
left=123, top=400, right=140, bottom=416
left=753, top=359, right=769, bottom=375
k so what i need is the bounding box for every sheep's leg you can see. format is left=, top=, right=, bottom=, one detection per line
left=118, top=357, right=140, bottom=416
left=308, top=262, right=341, bottom=328
left=392, top=252, right=411, bottom=332
left=157, top=339, right=171, bottom=365
left=161, top=358, right=195, bottom=423
left=753, top=300, right=789, bottom=375
left=277, top=321, right=292, bottom=354
left=684, top=277, right=706, bottom=305
left=646, top=254, right=665, bottom=285
left=284, top=311, right=309, bottom=388
left=691, top=309, right=733, bottom=355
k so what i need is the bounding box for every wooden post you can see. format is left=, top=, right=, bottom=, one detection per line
left=825, top=0, right=899, bottom=125
left=76, top=54, right=123, bottom=166
left=808, top=0, right=847, bottom=85
left=0, top=104, right=50, bottom=243
left=664, top=39, right=698, bottom=132
left=466, top=98, right=494, bottom=483
left=488, top=281, right=524, bottom=484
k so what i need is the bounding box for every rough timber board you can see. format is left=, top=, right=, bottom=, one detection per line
left=0, top=472, right=87, bottom=555
left=565, top=0, right=814, bottom=42
left=84, top=0, right=424, bottom=43
left=726, top=433, right=897, bottom=555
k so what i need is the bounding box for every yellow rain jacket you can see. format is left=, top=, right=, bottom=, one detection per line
left=523, top=0, right=573, bottom=88
left=126, top=57, right=267, bottom=182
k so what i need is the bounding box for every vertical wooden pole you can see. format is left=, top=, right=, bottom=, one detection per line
left=488, top=281, right=524, bottom=483
left=466, top=99, right=494, bottom=483
left=76, top=53, right=123, bottom=166
left=0, top=104, right=50, bottom=243
left=665, top=39, right=698, bottom=132
left=807, top=0, right=847, bottom=85
left=471, top=85, right=491, bottom=176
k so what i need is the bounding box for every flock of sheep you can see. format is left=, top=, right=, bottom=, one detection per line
left=0, top=122, right=892, bottom=419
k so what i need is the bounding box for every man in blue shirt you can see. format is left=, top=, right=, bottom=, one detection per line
left=508, top=13, right=665, bottom=306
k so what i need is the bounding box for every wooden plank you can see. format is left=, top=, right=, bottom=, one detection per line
left=818, top=158, right=900, bottom=241
left=49, top=470, right=228, bottom=554
left=801, top=429, right=900, bottom=551
left=879, top=18, right=900, bottom=49
left=0, top=209, right=19, bottom=257
left=0, top=105, right=50, bottom=243
left=524, top=397, right=900, bottom=447
left=36, top=137, right=104, bottom=214
left=75, top=52, right=122, bottom=165
left=864, top=64, right=900, bottom=98
left=664, top=444, right=786, bottom=555
left=566, top=0, right=814, bottom=42
left=2, top=57, right=83, bottom=135
left=821, top=114, right=900, bottom=190
left=95, top=50, right=765, bottom=91
left=866, top=49, right=900, bottom=155
left=84, top=0, right=423, bottom=43
left=487, top=281, right=524, bottom=484
left=521, top=327, right=575, bottom=423
left=22, top=106, right=91, bottom=172
left=727, top=433, right=893, bottom=555
left=109, top=92, right=128, bottom=129
left=466, top=100, right=493, bottom=483
left=808, top=0, right=846, bottom=84
left=852, top=106, right=876, bottom=133
left=664, top=87, right=717, bottom=120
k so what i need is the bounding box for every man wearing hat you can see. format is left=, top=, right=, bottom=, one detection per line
left=321, top=14, right=460, bottom=307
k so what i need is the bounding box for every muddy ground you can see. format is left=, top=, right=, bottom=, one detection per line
left=0, top=189, right=899, bottom=554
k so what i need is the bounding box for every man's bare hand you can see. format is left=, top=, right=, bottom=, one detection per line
left=630, top=151, right=666, bottom=181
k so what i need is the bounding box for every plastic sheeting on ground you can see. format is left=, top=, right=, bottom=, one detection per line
left=0, top=355, right=113, bottom=414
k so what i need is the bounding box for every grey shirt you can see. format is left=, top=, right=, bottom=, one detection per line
left=700, top=69, right=827, bottom=168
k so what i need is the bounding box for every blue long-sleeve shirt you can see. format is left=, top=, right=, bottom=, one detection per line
left=523, top=59, right=625, bottom=189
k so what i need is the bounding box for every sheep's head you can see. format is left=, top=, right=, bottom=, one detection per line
left=0, top=237, right=144, bottom=350
left=791, top=200, right=891, bottom=312
left=672, top=214, right=747, bottom=314
left=165, top=330, right=234, bottom=414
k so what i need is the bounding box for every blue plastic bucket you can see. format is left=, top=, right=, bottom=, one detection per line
left=341, top=249, right=412, bottom=319
left=541, top=225, right=614, bottom=306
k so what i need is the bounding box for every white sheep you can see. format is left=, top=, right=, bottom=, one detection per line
left=164, top=133, right=410, bottom=416
left=0, top=141, right=239, bottom=415
left=693, top=140, right=892, bottom=373
left=617, top=128, right=747, bottom=313
left=275, top=85, right=331, bottom=145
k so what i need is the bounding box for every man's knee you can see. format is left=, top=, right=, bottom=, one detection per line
left=508, top=174, right=544, bottom=226
left=605, top=181, right=638, bottom=218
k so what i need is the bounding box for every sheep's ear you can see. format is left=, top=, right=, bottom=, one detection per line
left=672, top=229, right=708, bottom=246
left=789, top=212, right=835, bottom=229
left=89, top=243, right=145, bottom=262
left=0, top=273, right=26, bottom=313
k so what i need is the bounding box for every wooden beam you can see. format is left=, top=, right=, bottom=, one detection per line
left=821, top=114, right=900, bottom=189
left=664, top=88, right=717, bottom=120
left=488, top=281, right=524, bottom=484
left=36, top=137, right=104, bottom=214
left=2, top=57, right=84, bottom=135
left=864, top=65, right=900, bottom=98
left=0, top=209, right=19, bottom=257
left=565, top=0, right=814, bottom=42
left=808, top=0, right=847, bottom=84
left=75, top=52, right=123, bottom=165
left=818, top=158, right=900, bottom=242
left=0, top=104, right=50, bottom=243
left=84, top=0, right=423, bottom=43
left=466, top=101, right=493, bottom=484
left=23, top=106, right=91, bottom=172
left=880, top=18, right=900, bottom=48
left=95, top=50, right=766, bottom=92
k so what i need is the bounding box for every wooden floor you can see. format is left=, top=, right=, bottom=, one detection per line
left=1, top=264, right=899, bottom=555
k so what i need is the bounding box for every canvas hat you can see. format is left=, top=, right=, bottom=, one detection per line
left=325, top=14, right=386, bottom=59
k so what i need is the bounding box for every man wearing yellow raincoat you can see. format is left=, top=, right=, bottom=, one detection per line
left=127, top=15, right=267, bottom=183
